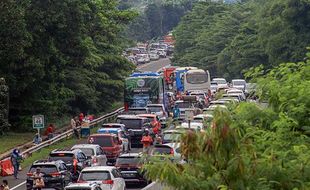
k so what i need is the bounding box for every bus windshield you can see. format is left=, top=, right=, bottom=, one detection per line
left=186, top=73, right=208, bottom=84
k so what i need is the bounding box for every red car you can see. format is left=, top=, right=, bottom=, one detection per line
left=137, top=114, right=161, bottom=134
left=88, top=133, right=122, bottom=165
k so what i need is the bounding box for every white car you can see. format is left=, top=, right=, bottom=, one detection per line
left=65, top=182, right=103, bottom=190
left=149, top=51, right=159, bottom=60
left=193, top=114, right=213, bottom=124
left=162, top=130, right=183, bottom=144
left=157, top=49, right=167, bottom=58
left=177, top=122, right=204, bottom=132
left=212, top=78, right=228, bottom=89
left=209, top=100, right=227, bottom=106
left=151, top=143, right=185, bottom=163
left=222, top=93, right=244, bottom=102
left=231, top=79, right=246, bottom=91
left=78, top=166, right=126, bottom=190
left=71, top=144, right=107, bottom=166
left=146, top=104, right=167, bottom=118
left=227, top=89, right=246, bottom=100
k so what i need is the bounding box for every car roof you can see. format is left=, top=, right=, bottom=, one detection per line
left=194, top=114, right=213, bottom=118
left=50, top=148, right=81, bottom=154
left=119, top=153, right=142, bottom=157
left=89, top=133, right=117, bottom=137
left=137, top=114, right=156, bottom=117
left=32, top=159, right=64, bottom=166
left=82, top=166, right=116, bottom=172
left=117, top=115, right=145, bottom=119
left=163, top=129, right=183, bottom=134
left=146, top=104, right=164, bottom=107
left=71, top=144, right=100, bottom=149
left=102, top=123, right=125, bottom=126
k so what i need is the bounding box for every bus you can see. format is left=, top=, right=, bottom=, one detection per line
left=174, top=67, right=198, bottom=93
left=124, top=72, right=165, bottom=110
left=184, top=69, right=211, bottom=93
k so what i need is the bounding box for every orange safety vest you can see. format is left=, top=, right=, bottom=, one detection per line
left=73, top=158, right=78, bottom=174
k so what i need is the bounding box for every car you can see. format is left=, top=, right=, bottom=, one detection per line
left=146, top=104, right=167, bottom=118
left=162, top=130, right=183, bottom=144
left=209, top=100, right=228, bottom=106
left=226, top=89, right=246, bottom=100
left=137, top=114, right=161, bottom=135
left=210, top=82, right=218, bottom=94
left=77, top=166, right=126, bottom=190
left=88, top=134, right=123, bottom=165
left=193, top=114, right=213, bottom=124
left=222, top=93, right=244, bottom=102
left=116, top=115, right=150, bottom=147
left=149, top=51, right=160, bottom=60
left=189, top=91, right=209, bottom=107
left=101, top=123, right=126, bottom=131
left=115, top=153, right=148, bottom=185
left=71, top=144, right=107, bottom=167
left=27, top=160, right=72, bottom=190
left=212, top=78, right=228, bottom=89
left=174, top=100, right=194, bottom=119
left=177, top=122, right=204, bottom=132
left=65, top=182, right=103, bottom=190
left=231, top=79, right=246, bottom=91
left=49, top=149, right=90, bottom=181
left=124, top=107, right=150, bottom=115
left=97, top=128, right=130, bottom=153
left=157, top=49, right=167, bottom=58
left=150, top=143, right=184, bottom=163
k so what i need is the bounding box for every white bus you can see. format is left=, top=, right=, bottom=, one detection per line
left=184, top=69, right=211, bottom=93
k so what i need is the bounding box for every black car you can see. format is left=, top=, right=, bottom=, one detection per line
left=26, top=160, right=72, bottom=190
left=116, top=115, right=150, bottom=147
left=49, top=149, right=91, bottom=181
left=115, top=153, right=148, bottom=186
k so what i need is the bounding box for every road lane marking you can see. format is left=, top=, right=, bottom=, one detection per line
left=11, top=181, right=26, bottom=190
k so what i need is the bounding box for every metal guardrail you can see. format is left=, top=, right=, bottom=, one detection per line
left=0, top=107, right=124, bottom=161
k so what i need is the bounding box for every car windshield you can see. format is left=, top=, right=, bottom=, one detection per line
left=152, top=146, right=173, bottom=155
left=163, top=133, right=181, bottom=141
left=147, top=106, right=162, bottom=113
left=175, top=102, right=191, bottom=109
left=119, top=119, right=143, bottom=129
left=193, top=118, right=203, bottom=122
left=89, top=136, right=112, bottom=147
left=116, top=156, right=141, bottom=165
left=213, top=79, right=226, bottom=84
left=186, top=73, right=208, bottom=84
left=75, top=148, right=94, bottom=157
left=49, top=153, right=74, bottom=164
left=79, top=171, right=111, bottom=181
left=29, top=165, right=58, bottom=174
left=233, top=80, right=246, bottom=85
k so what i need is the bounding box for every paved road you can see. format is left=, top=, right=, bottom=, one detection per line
left=138, top=58, right=171, bottom=72
left=5, top=58, right=171, bottom=190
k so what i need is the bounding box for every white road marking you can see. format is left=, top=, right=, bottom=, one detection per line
left=11, top=181, right=26, bottom=190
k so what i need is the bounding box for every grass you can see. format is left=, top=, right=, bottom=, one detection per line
left=0, top=132, right=34, bottom=154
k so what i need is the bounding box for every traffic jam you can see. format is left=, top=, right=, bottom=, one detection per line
left=23, top=64, right=255, bottom=190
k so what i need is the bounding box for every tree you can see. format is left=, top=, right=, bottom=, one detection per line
left=0, top=78, right=10, bottom=135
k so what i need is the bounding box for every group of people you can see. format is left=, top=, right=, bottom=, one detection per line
left=70, top=113, right=94, bottom=139
left=33, top=124, right=55, bottom=145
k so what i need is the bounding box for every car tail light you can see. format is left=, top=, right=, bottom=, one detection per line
left=102, top=180, right=114, bottom=185
left=124, top=103, right=129, bottom=111
left=170, top=148, right=174, bottom=155
left=27, top=173, right=33, bottom=177
left=50, top=172, right=61, bottom=177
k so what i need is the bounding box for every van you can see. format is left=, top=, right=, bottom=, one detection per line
left=88, top=134, right=122, bottom=165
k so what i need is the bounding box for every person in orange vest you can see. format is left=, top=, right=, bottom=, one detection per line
left=141, top=130, right=153, bottom=154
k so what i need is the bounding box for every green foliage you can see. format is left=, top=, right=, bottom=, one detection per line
left=0, top=78, right=10, bottom=134
left=173, top=0, right=310, bottom=80
left=144, top=57, right=310, bottom=189
left=0, top=0, right=135, bottom=130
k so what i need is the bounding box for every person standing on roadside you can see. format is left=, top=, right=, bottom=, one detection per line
left=71, top=116, right=79, bottom=139
left=141, top=130, right=153, bottom=154
left=10, top=149, right=22, bottom=179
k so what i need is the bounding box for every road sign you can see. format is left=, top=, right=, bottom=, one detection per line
left=185, top=109, right=194, bottom=121
left=33, top=115, right=45, bottom=129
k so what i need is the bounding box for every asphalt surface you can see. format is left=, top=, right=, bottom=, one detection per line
left=4, top=58, right=172, bottom=190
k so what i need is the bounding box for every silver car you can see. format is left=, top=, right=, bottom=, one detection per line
left=71, top=144, right=107, bottom=166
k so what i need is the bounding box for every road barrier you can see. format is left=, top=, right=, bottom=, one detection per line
left=0, top=158, right=14, bottom=176
left=0, top=107, right=124, bottom=176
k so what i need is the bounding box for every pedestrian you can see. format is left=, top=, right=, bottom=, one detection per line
left=172, top=104, right=180, bottom=119
left=71, top=116, right=79, bottom=139
left=45, top=124, right=55, bottom=139
left=141, top=130, right=153, bottom=155
left=2, top=180, right=9, bottom=190
left=32, top=167, right=45, bottom=190
left=10, top=149, right=22, bottom=179
left=154, top=134, right=162, bottom=145
left=33, top=133, right=42, bottom=145
left=79, top=113, right=84, bottom=122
